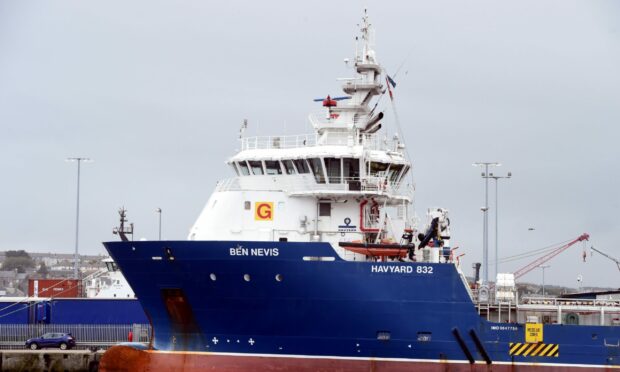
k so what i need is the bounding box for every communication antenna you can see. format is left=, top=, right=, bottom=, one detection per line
left=113, top=208, right=134, bottom=242
left=239, top=119, right=248, bottom=139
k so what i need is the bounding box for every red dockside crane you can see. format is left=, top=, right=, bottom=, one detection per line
left=512, top=233, right=590, bottom=280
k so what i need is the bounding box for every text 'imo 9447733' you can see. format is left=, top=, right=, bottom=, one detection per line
left=101, top=10, right=620, bottom=372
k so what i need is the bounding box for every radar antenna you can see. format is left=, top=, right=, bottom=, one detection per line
left=113, top=207, right=134, bottom=242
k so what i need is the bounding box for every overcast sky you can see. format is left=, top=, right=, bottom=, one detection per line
left=1, top=1, right=618, bottom=288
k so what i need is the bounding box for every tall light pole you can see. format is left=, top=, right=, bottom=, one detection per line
left=156, top=208, right=162, bottom=240
left=66, top=157, right=92, bottom=279
left=487, top=172, right=512, bottom=280
left=480, top=206, right=488, bottom=280
left=539, top=265, right=550, bottom=296
left=473, top=162, right=500, bottom=284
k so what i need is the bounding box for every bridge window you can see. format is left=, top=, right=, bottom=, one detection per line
left=308, top=158, right=326, bottom=184
left=248, top=161, right=264, bottom=175
left=231, top=164, right=240, bottom=176
left=368, top=162, right=389, bottom=177
left=343, top=158, right=360, bottom=179
left=105, top=261, right=118, bottom=272
left=324, top=158, right=341, bottom=184
left=282, top=160, right=296, bottom=175
left=265, top=160, right=282, bottom=175
left=398, top=165, right=410, bottom=182
left=388, top=164, right=404, bottom=183
left=293, top=159, right=310, bottom=174
left=237, top=161, right=250, bottom=176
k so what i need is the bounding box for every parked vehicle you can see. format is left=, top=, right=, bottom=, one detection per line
left=25, top=332, right=76, bottom=350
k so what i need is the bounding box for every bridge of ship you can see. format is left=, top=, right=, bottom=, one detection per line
left=226, top=131, right=411, bottom=200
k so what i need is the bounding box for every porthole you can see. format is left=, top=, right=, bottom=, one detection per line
left=243, top=274, right=251, bottom=282
left=209, top=273, right=217, bottom=281
left=275, top=274, right=283, bottom=282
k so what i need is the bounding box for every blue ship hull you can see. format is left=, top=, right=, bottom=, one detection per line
left=103, top=240, right=620, bottom=369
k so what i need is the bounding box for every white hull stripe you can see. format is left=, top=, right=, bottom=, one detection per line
left=147, top=350, right=620, bottom=369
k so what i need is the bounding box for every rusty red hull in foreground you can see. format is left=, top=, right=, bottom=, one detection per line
left=99, top=346, right=606, bottom=372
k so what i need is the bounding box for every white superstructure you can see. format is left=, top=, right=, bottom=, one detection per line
left=189, top=12, right=451, bottom=263
left=86, top=258, right=135, bottom=299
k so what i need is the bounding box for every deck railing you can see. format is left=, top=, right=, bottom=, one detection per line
left=520, top=296, right=620, bottom=308
left=215, top=175, right=406, bottom=196
left=241, top=134, right=318, bottom=150
left=240, top=131, right=390, bottom=152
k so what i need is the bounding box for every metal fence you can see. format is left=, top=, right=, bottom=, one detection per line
left=240, top=130, right=393, bottom=152
left=0, top=324, right=151, bottom=350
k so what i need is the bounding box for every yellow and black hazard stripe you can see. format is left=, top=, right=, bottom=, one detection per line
left=509, top=343, right=559, bottom=357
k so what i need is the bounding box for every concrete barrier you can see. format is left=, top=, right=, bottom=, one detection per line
left=0, top=349, right=103, bottom=372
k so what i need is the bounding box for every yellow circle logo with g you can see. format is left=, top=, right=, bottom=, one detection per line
left=255, top=202, right=274, bottom=221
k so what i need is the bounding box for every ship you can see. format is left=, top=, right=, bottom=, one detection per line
left=85, top=257, right=136, bottom=299
left=100, top=11, right=620, bottom=371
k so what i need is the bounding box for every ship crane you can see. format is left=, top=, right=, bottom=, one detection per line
left=590, top=246, right=620, bottom=271
left=512, top=233, right=590, bottom=280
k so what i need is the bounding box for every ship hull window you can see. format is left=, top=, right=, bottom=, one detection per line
left=309, top=158, right=326, bottom=183
left=248, top=161, right=264, bottom=175
left=293, top=159, right=310, bottom=174
left=265, top=160, right=283, bottom=175
left=237, top=161, right=250, bottom=176
left=324, top=158, right=342, bottom=184
left=282, top=160, right=296, bottom=175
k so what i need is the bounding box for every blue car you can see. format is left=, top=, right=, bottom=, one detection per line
left=25, top=332, right=76, bottom=350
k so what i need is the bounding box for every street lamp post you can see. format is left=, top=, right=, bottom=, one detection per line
left=480, top=206, right=488, bottom=281
left=66, top=157, right=92, bottom=279
left=487, top=172, right=512, bottom=280
left=473, top=162, right=500, bottom=284
left=540, top=265, right=550, bottom=296
left=156, top=208, right=162, bottom=240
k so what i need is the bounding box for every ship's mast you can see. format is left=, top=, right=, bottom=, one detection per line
left=315, top=10, right=384, bottom=136
left=360, top=9, right=374, bottom=64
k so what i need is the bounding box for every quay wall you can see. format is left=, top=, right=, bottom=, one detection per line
left=0, top=350, right=102, bottom=372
